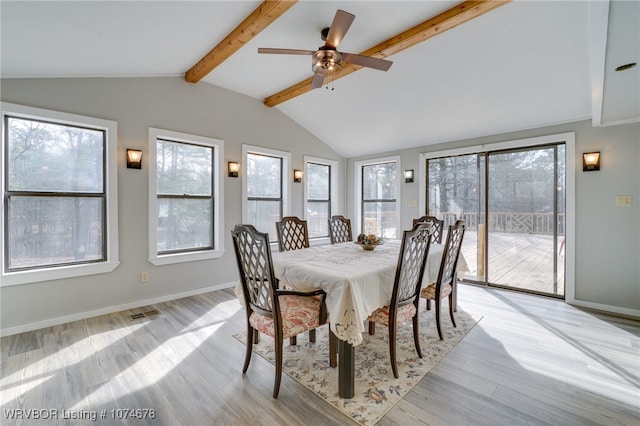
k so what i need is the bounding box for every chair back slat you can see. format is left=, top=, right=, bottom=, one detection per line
left=276, top=216, right=310, bottom=252
left=329, top=215, right=353, bottom=244
left=437, top=220, right=466, bottom=287
left=391, top=223, right=432, bottom=308
left=412, top=215, right=445, bottom=244
left=231, top=224, right=278, bottom=316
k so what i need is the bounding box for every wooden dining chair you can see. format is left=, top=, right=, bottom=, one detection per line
left=412, top=215, right=445, bottom=244
left=275, top=216, right=316, bottom=344
left=420, top=219, right=466, bottom=340
left=231, top=224, right=334, bottom=398
left=276, top=216, right=310, bottom=252
left=329, top=215, right=353, bottom=244
left=366, top=223, right=432, bottom=378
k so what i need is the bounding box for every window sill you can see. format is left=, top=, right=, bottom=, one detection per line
left=148, top=249, right=224, bottom=266
left=1, top=260, right=120, bottom=287
left=309, top=237, right=331, bottom=246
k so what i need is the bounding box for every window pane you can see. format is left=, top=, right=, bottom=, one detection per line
left=247, top=153, right=281, bottom=198
left=157, top=140, right=212, bottom=195
left=363, top=163, right=396, bottom=200
left=7, top=116, right=104, bottom=192
left=8, top=196, right=104, bottom=269
left=307, top=163, right=329, bottom=200
left=488, top=148, right=561, bottom=294
left=428, top=154, right=483, bottom=282
left=363, top=201, right=397, bottom=239
left=246, top=199, right=280, bottom=240
left=307, top=201, right=329, bottom=238
left=157, top=198, right=212, bottom=252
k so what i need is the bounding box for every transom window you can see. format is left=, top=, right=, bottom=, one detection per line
left=1, top=102, right=119, bottom=285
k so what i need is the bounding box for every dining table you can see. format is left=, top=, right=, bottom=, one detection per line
left=269, top=239, right=469, bottom=399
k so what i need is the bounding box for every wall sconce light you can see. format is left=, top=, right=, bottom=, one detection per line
left=293, top=170, right=303, bottom=183
left=583, top=152, right=600, bottom=172
left=404, top=169, right=414, bottom=183
left=228, top=161, right=240, bottom=177
left=126, top=149, right=142, bottom=169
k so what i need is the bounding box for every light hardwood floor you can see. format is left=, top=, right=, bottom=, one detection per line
left=1, top=285, right=638, bottom=425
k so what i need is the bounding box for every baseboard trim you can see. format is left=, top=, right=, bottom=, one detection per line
left=569, top=299, right=640, bottom=319
left=1, top=281, right=237, bottom=337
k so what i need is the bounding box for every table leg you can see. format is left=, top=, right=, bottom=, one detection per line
left=338, top=340, right=355, bottom=399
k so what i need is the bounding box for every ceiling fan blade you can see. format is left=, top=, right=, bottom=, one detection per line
left=311, top=71, right=325, bottom=89
left=341, top=53, right=393, bottom=71
left=324, top=9, right=355, bottom=49
left=258, top=48, right=314, bottom=55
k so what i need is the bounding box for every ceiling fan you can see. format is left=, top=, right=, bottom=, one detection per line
left=258, top=9, right=393, bottom=89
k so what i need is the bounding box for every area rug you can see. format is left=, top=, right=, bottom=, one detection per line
left=233, top=308, right=482, bottom=425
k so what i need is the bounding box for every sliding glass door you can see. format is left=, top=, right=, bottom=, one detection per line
left=427, top=144, right=565, bottom=297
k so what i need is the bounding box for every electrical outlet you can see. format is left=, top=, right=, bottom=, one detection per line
left=615, top=195, right=632, bottom=206
left=141, top=271, right=149, bottom=283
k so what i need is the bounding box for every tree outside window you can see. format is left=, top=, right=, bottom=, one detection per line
left=5, top=116, right=105, bottom=271
left=306, top=162, right=330, bottom=238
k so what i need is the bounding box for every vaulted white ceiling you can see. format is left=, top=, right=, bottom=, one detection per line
left=1, top=1, right=638, bottom=158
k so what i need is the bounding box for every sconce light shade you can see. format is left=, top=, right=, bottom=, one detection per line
left=228, top=161, right=239, bottom=177
left=126, top=149, right=142, bottom=169
left=583, top=152, right=600, bottom=172
left=404, top=169, right=414, bottom=183
left=293, top=169, right=303, bottom=183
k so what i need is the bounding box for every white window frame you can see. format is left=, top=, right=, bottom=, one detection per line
left=304, top=156, right=339, bottom=244
left=148, top=128, right=224, bottom=266
left=418, top=131, right=576, bottom=305
left=353, top=155, right=402, bottom=238
left=241, top=145, right=291, bottom=238
left=1, top=102, right=119, bottom=286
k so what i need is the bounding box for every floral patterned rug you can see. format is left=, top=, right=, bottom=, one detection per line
left=233, top=308, right=482, bottom=425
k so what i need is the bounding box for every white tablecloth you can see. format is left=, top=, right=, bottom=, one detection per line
left=268, top=240, right=468, bottom=346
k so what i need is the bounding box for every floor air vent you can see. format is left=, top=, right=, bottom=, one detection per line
left=128, top=309, right=160, bottom=321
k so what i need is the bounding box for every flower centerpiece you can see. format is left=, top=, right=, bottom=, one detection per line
left=355, top=233, right=384, bottom=251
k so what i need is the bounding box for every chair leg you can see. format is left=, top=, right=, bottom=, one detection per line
left=435, top=299, right=443, bottom=340
left=253, top=330, right=260, bottom=344
left=243, top=325, right=254, bottom=374
left=448, top=295, right=457, bottom=328
left=368, top=321, right=376, bottom=335
left=273, top=334, right=283, bottom=398
left=412, top=314, right=423, bottom=358
left=426, top=299, right=432, bottom=311
left=389, top=321, right=399, bottom=379
left=329, top=329, right=337, bottom=368
left=309, top=329, right=316, bottom=343
left=289, top=336, right=297, bottom=346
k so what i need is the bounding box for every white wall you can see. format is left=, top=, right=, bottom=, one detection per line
left=347, top=120, right=640, bottom=315
left=0, top=77, right=344, bottom=334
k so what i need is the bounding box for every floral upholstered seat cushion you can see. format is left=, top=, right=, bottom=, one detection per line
left=249, top=295, right=323, bottom=339
left=420, top=283, right=452, bottom=300
left=367, top=303, right=416, bottom=326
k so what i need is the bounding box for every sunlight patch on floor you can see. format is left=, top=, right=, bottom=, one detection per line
left=69, top=300, right=240, bottom=409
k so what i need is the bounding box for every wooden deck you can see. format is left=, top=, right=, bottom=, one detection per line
left=459, top=230, right=565, bottom=296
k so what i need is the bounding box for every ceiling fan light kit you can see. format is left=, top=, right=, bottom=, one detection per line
left=258, top=9, right=392, bottom=90
left=312, top=49, right=342, bottom=73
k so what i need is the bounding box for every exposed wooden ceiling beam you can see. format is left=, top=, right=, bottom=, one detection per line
left=264, top=0, right=511, bottom=107
left=185, top=0, right=298, bottom=84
